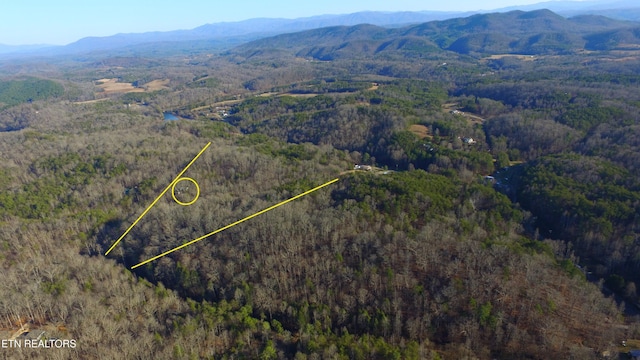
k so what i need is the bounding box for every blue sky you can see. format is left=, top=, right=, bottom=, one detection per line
left=2, top=0, right=588, bottom=45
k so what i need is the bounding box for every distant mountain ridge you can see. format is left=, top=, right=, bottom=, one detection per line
left=229, top=9, right=639, bottom=59
left=58, top=5, right=640, bottom=56
left=26, top=11, right=472, bottom=56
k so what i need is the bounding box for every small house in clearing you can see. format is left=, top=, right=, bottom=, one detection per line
left=354, top=165, right=372, bottom=171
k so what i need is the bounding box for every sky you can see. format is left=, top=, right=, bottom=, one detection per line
left=1, top=0, right=591, bottom=45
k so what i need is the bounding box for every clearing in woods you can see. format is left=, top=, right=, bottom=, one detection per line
left=409, top=124, right=431, bottom=139
left=143, top=79, right=170, bottom=91
left=96, top=78, right=144, bottom=95
left=95, top=78, right=170, bottom=95
left=484, top=54, right=537, bottom=61
left=442, top=103, right=485, bottom=126
left=72, top=78, right=172, bottom=104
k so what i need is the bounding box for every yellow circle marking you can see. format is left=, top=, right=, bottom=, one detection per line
left=171, top=177, right=200, bottom=206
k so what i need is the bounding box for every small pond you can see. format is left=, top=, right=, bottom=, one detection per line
left=163, top=112, right=179, bottom=121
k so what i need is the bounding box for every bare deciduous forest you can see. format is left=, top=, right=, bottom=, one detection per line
left=1, top=9, right=640, bottom=359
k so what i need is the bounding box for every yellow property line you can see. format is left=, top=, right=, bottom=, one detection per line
left=104, top=142, right=212, bottom=256
left=131, top=177, right=340, bottom=269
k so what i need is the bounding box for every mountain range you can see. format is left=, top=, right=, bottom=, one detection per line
left=228, top=9, right=640, bottom=60
left=0, top=11, right=471, bottom=57
left=0, top=0, right=639, bottom=58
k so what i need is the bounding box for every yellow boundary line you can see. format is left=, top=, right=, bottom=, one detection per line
left=104, top=142, right=212, bottom=256
left=131, top=178, right=340, bottom=269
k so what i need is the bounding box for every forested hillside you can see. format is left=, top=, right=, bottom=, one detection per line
left=231, top=9, right=638, bottom=60
left=1, top=9, right=639, bottom=360
left=0, top=78, right=63, bottom=111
